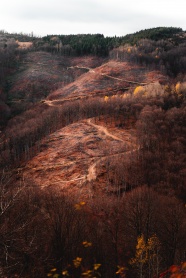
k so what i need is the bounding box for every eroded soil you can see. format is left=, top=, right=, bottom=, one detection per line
left=21, top=116, right=137, bottom=198
left=9, top=53, right=168, bottom=199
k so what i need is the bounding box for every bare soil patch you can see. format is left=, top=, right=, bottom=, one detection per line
left=16, top=41, right=33, bottom=49
left=47, top=60, right=167, bottom=102
left=7, top=52, right=105, bottom=114
left=20, top=116, right=137, bottom=198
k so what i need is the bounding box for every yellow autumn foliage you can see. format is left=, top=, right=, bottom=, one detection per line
left=104, top=96, right=109, bottom=102
left=94, top=264, right=101, bottom=271
left=175, top=82, right=181, bottom=94
left=73, top=257, right=82, bottom=268
left=175, top=82, right=186, bottom=99
left=74, top=201, right=86, bottom=210
left=133, top=86, right=145, bottom=97
left=82, top=241, right=92, bottom=247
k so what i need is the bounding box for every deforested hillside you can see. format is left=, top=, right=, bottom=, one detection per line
left=0, top=27, right=186, bottom=278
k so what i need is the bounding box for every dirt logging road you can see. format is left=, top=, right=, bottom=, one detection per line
left=43, top=64, right=149, bottom=107
left=35, top=118, right=138, bottom=188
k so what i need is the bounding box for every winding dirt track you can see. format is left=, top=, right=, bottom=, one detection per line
left=22, top=62, right=139, bottom=189
left=86, top=118, right=123, bottom=182
left=43, top=96, right=86, bottom=107
left=37, top=118, right=137, bottom=188
left=86, top=119, right=137, bottom=182
left=68, top=65, right=147, bottom=84
left=87, top=118, right=124, bottom=142
left=43, top=64, right=148, bottom=107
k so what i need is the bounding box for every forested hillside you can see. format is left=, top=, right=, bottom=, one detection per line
left=0, top=27, right=185, bottom=278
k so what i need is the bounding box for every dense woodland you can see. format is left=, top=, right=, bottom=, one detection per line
left=0, top=27, right=186, bottom=277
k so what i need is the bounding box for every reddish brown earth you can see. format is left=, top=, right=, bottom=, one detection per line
left=12, top=52, right=168, bottom=199
left=48, top=60, right=167, bottom=102
left=7, top=52, right=105, bottom=113
left=16, top=41, right=33, bottom=49
left=8, top=51, right=167, bottom=110
left=21, top=116, right=137, bottom=198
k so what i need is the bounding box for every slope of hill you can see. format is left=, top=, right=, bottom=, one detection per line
left=6, top=51, right=105, bottom=116
left=47, top=60, right=167, bottom=102
left=19, top=116, right=137, bottom=197
left=0, top=28, right=185, bottom=278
